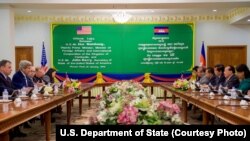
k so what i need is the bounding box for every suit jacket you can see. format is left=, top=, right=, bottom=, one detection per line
left=208, top=75, right=217, bottom=86
left=27, top=77, right=34, bottom=87
left=215, top=74, right=226, bottom=87
left=44, top=68, right=56, bottom=84
left=196, top=75, right=209, bottom=85
left=12, top=70, right=31, bottom=89
left=0, top=73, right=14, bottom=95
left=223, top=74, right=240, bottom=89
left=33, top=76, right=44, bottom=83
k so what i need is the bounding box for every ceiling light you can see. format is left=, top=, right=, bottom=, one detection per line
left=27, top=10, right=32, bottom=13
left=112, top=11, right=132, bottom=24
left=212, top=9, right=217, bottom=12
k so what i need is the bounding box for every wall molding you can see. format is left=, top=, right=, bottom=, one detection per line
left=14, top=8, right=250, bottom=23
left=228, top=7, right=250, bottom=24
left=15, top=15, right=229, bottom=23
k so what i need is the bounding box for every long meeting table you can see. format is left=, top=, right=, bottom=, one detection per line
left=0, top=83, right=94, bottom=141
left=159, top=83, right=250, bottom=124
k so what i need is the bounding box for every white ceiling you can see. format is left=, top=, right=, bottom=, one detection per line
left=14, top=9, right=230, bottom=16
left=1, top=0, right=250, bottom=23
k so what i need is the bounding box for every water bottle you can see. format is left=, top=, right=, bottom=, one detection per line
left=2, top=89, right=9, bottom=101
left=218, top=85, right=223, bottom=94
left=54, top=85, right=59, bottom=94
left=33, top=85, right=39, bottom=94
left=208, top=83, right=213, bottom=91
left=231, top=87, right=237, bottom=99
left=21, top=87, right=26, bottom=96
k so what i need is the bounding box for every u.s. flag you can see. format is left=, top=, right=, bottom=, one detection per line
left=154, top=26, right=169, bottom=35
left=77, top=26, right=92, bottom=35
left=41, top=42, right=48, bottom=71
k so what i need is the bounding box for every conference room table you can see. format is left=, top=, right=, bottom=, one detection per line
left=86, top=82, right=250, bottom=124
left=93, top=82, right=250, bottom=124
left=159, top=83, right=250, bottom=124
left=1, top=82, right=249, bottom=141
left=0, top=83, right=94, bottom=141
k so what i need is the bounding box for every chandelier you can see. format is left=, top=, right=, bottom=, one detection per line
left=112, top=11, right=132, bottom=23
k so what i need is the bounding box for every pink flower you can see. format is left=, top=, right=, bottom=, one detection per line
left=160, top=100, right=172, bottom=108
left=96, top=94, right=101, bottom=100
left=157, top=100, right=180, bottom=116
left=117, top=106, right=138, bottom=125
left=172, top=104, right=180, bottom=114
left=108, top=95, right=113, bottom=101
left=68, top=87, right=75, bottom=93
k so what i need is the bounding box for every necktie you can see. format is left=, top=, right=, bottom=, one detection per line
left=6, top=77, right=11, bottom=83
left=6, top=76, right=11, bottom=86
left=25, top=76, right=28, bottom=86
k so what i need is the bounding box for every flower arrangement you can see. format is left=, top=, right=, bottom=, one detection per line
left=173, top=79, right=189, bottom=91
left=63, top=78, right=82, bottom=93
left=44, top=86, right=53, bottom=92
left=94, top=80, right=182, bottom=125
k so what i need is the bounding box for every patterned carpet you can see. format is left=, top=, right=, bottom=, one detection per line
left=12, top=98, right=225, bottom=141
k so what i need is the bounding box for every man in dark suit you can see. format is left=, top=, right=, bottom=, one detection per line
left=12, top=60, right=33, bottom=89
left=214, top=64, right=226, bottom=88
left=27, top=66, right=35, bottom=87
left=205, top=67, right=217, bottom=86
left=0, top=59, right=27, bottom=137
left=223, top=65, right=240, bottom=89
left=12, top=60, right=34, bottom=129
left=0, top=59, right=13, bottom=95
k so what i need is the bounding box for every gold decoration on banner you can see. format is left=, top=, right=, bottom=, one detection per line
left=95, top=72, right=105, bottom=84
left=143, top=73, right=154, bottom=83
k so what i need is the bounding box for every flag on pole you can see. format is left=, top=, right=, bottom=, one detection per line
left=200, top=41, right=206, bottom=67
left=41, top=42, right=48, bottom=71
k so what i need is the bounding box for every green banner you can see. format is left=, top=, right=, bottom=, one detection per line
left=52, top=23, right=194, bottom=74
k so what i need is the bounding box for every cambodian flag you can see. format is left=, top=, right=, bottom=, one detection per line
left=154, top=26, right=169, bottom=35
left=200, top=41, right=206, bottom=67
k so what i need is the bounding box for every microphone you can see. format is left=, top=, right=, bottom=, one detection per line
left=180, top=71, right=184, bottom=79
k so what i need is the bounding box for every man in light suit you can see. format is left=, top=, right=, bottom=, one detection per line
left=0, top=59, right=13, bottom=95
left=196, top=66, right=209, bottom=84
left=12, top=60, right=33, bottom=89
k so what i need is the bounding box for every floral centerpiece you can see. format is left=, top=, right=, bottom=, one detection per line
left=44, top=86, right=53, bottom=94
left=94, top=80, right=182, bottom=125
left=63, top=78, right=82, bottom=93
left=173, top=79, right=189, bottom=91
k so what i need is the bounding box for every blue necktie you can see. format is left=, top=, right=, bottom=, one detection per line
left=25, top=76, right=28, bottom=86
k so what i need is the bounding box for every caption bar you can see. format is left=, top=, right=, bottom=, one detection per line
left=56, top=125, right=249, bottom=141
